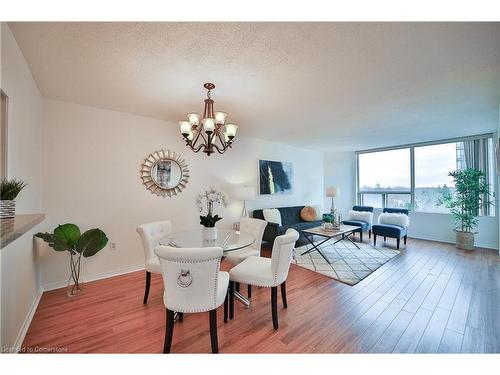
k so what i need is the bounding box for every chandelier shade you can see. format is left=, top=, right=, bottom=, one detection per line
left=179, top=83, right=238, bottom=156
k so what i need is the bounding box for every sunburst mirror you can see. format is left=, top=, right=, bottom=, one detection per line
left=140, top=150, right=189, bottom=197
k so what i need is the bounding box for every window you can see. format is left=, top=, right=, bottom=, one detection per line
left=357, top=135, right=495, bottom=215
left=358, top=148, right=411, bottom=209
left=414, top=143, right=457, bottom=213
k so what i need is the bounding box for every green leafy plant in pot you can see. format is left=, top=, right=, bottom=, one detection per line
left=440, top=169, right=492, bottom=250
left=1, top=178, right=27, bottom=219
left=35, top=224, right=108, bottom=296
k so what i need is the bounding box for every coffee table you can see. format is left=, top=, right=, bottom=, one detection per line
left=300, top=225, right=360, bottom=264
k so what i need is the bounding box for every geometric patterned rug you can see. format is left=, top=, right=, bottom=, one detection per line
left=293, top=239, right=400, bottom=286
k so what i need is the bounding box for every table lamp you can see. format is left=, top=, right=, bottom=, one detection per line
left=326, top=186, right=340, bottom=214
left=234, top=186, right=256, bottom=218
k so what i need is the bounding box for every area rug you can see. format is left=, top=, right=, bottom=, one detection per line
left=293, top=239, right=399, bottom=286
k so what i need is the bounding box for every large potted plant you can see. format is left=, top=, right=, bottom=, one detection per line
left=0, top=178, right=27, bottom=219
left=196, top=187, right=227, bottom=240
left=35, top=224, right=108, bottom=296
left=440, top=168, right=491, bottom=250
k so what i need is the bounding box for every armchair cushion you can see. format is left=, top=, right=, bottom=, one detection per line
left=342, top=220, right=370, bottom=232
left=372, top=224, right=407, bottom=238
left=378, top=212, right=409, bottom=227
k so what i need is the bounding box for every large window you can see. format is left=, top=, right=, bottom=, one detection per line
left=357, top=135, right=495, bottom=215
left=358, top=148, right=411, bottom=209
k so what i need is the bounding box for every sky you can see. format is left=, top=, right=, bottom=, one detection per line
left=359, top=143, right=457, bottom=189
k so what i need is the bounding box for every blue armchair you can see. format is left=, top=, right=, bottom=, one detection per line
left=372, top=208, right=409, bottom=250
left=342, top=205, right=374, bottom=242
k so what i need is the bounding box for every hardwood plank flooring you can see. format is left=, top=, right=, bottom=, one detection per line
left=21, top=237, right=499, bottom=353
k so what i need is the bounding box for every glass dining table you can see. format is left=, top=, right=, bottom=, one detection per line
left=159, top=228, right=255, bottom=307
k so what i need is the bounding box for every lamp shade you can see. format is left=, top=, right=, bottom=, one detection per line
left=234, top=186, right=256, bottom=201
left=326, top=186, right=340, bottom=197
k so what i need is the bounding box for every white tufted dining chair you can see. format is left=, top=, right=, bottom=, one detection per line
left=136, top=221, right=172, bottom=304
left=225, top=217, right=267, bottom=298
left=154, top=245, right=229, bottom=354
left=228, top=228, right=299, bottom=329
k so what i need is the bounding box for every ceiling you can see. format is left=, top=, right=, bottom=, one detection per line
left=8, top=22, right=500, bottom=151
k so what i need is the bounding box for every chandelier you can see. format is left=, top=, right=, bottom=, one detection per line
left=179, top=83, right=238, bottom=156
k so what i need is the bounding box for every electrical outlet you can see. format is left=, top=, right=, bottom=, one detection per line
left=110, top=242, right=117, bottom=251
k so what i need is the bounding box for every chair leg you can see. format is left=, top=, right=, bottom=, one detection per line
left=271, top=286, right=278, bottom=330
left=178, top=312, right=183, bottom=322
left=229, top=281, right=235, bottom=320
left=404, top=235, right=407, bottom=245
left=369, top=229, right=372, bottom=239
left=397, top=238, right=400, bottom=250
left=163, top=309, right=175, bottom=353
left=373, top=234, right=377, bottom=246
left=224, top=291, right=228, bottom=323
left=143, top=271, right=151, bottom=304
left=384, top=236, right=386, bottom=241
left=247, top=285, right=252, bottom=299
left=360, top=231, right=363, bottom=242
left=281, top=282, right=287, bottom=308
left=235, top=282, right=240, bottom=292
left=209, top=309, right=219, bottom=354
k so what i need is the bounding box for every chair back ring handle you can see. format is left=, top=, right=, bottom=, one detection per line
left=177, top=269, right=193, bottom=288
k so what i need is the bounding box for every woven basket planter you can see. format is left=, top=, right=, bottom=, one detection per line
left=456, top=230, right=474, bottom=251
left=0, top=200, right=16, bottom=219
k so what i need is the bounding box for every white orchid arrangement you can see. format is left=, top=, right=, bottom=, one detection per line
left=196, top=187, right=227, bottom=227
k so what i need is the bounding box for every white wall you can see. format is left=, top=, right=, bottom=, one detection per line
left=323, top=150, right=499, bottom=250
left=0, top=23, right=44, bottom=350
left=40, top=99, right=324, bottom=290
left=323, top=151, right=356, bottom=216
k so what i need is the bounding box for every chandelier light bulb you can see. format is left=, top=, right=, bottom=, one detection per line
left=187, top=113, right=201, bottom=125
left=202, top=118, right=216, bottom=132
left=215, top=111, right=227, bottom=125
left=179, top=121, right=192, bottom=136
left=225, top=124, right=238, bottom=138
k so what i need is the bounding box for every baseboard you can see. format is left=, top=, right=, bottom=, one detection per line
left=8, top=290, right=43, bottom=353
left=42, top=264, right=145, bottom=292
left=408, top=233, right=498, bottom=251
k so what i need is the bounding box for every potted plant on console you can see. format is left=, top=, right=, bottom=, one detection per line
left=35, top=224, right=108, bottom=296
left=1, top=178, right=27, bottom=219
left=440, top=168, right=491, bottom=250
left=197, top=187, right=227, bottom=240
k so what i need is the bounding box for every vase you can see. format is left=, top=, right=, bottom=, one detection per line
left=203, top=227, right=218, bottom=240
left=0, top=200, right=16, bottom=219
left=456, top=230, right=474, bottom=251
left=67, top=252, right=84, bottom=297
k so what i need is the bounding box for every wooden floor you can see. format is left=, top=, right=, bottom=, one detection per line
left=22, top=237, right=499, bottom=353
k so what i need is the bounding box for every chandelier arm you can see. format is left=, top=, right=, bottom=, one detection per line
left=192, top=143, right=206, bottom=153
left=212, top=143, right=226, bottom=154
left=215, top=130, right=227, bottom=148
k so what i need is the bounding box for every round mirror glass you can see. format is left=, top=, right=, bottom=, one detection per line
left=151, top=160, right=182, bottom=188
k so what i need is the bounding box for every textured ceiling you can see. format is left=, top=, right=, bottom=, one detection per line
left=8, top=22, right=500, bottom=151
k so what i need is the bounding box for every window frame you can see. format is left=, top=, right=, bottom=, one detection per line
left=355, top=133, right=496, bottom=215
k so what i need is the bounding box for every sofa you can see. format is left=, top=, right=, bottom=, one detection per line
left=253, top=206, right=323, bottom=247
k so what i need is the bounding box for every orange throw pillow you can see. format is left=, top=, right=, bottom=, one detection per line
left=300, top=206, right=317, bottom=222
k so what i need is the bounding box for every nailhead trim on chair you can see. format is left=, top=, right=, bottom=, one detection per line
left=164, top=257, right=223, bottom=313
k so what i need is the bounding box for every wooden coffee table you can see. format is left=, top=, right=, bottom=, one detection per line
left=300, top=225, right=360, bottom=264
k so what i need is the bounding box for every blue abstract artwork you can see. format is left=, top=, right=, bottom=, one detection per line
left=259, top=160, right=293, bottom=195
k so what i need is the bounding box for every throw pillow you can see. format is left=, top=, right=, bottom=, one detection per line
left=378, top=212, right=410, bottom=227
left=263, top=208, right=282, bottom=226
left=310, top=205, right=323, bottom=220
left=347, top=210, right=373, bottom=225
left=300, top=206, right=317, bottom=222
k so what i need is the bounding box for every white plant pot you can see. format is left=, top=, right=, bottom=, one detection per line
left=456, top=230, right=474, bottom=251
left=0, top=200, right=16, bottom=219
left=203, top=227, right=218, bottom=241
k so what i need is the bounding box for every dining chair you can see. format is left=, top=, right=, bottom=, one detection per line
left=136, top=221, right=172, bottom=304
left=154, top=245, right=229, bottom=353
left=225, top=217, right=267, bottom=298
left=228, top=228, right=299, bottom=329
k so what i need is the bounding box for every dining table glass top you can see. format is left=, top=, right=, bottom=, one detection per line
left=159, top=228, right=255, bottom=252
